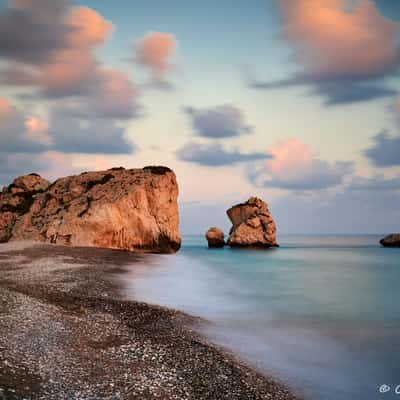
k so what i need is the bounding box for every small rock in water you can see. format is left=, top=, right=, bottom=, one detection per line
left=380, top=233, right=400, bottom=247
left=205, top=227, right=225, bottom=248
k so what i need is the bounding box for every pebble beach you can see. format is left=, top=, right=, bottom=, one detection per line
left=0, top=241, right=297, bottom=400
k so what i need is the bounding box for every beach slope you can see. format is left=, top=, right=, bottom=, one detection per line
left=0, top=242, right=298, bottom=400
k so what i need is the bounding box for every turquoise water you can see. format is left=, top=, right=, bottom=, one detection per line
left=120, top=235, right=400, bottom=400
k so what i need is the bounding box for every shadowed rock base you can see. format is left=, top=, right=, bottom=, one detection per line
left=380, top=233, right=400, bottom=247
left=205, top=227, right=225, bottom=248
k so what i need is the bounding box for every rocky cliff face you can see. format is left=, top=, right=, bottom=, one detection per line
left=227, top=197, right=277, bottom=248
left=0, top=166, right=181, bottom=253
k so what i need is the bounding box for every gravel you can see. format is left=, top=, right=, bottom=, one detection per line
left=0, top=242, right=300, bottom=400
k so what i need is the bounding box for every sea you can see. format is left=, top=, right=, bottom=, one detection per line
left=118, top=234, right=400, bottom=400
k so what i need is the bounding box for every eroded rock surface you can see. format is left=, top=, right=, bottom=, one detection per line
left=0, top=166, right=181, bottom=253
left=380, top=233, right=400, bottom=248
left=205, top=227, right=225, bottom=248
left=227, top=197, right=277, bottom=248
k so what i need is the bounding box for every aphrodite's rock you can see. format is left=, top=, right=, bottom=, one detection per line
left=0, top=166, right=181, bottom=253
left=205, top=227, right=225, bottom=248
left=380, top=233, right=400, bottom=248
left=227, top=197, right=277, bottom=248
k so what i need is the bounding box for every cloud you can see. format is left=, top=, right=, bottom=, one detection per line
left=0, top=150, right=81, bottom=187
left=0, top=0, right=70, bottom=64
left=25, top=116, right=52, bottom=145
left=52, top=68, right=139, bottom=120
left=38, top=50, right=97, bottom=97
left=65, top=6, right=113, bottom=48
left=0, top=152, right=46, bottom=187
left=348, top=175, right=400, bottom=191
left=251, top=78, right=397, bottom=105
left=0, top=2, right=113, bottom=82
left=365, top=131, right=400, bottom=167
left=135, top=31, right=177, bottom=80
left=49, top=110, right=135, bottom=154
left=89, top=68, right=138, bottom=119
left=0, top=97, right=49, bottom=152
left=0, top=1, right=138, bottom=114
left=176, top=142, right=269, bottom=166
left=0, top=97, right=14, bottom=117
left=248, top=139, right=353, bottom=190
left=270, top=187, right=400, bottom=234
left=280, top=0, right=400, bottom=80
left=38, top=6, right=114, bottom=98
left=11, top=0, right=69, bottom=20
left=0, top=96, right=134, bottom=156
left=251, top=0, right=400, bottom=104
left=0, top=1, right=138, bottom=155
left=185, top=105, right=253, bottom=138
left=311, top=82, right=397, bottom=106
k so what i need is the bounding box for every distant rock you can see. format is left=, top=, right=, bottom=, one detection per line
left=0, top=166, right=181, bottom=253
left=380, top=233, right=400, bottom=248
left=205, top=227, right=225, bottom=248
left=226, top=197, right=278, bottom=248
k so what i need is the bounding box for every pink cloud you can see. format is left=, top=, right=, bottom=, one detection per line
left=40, top=153, right=112, bottom=181
left=40, top=151, right=78, bottom=180
left=38, top=6, right=113, bottom=94
left=266, top=139, right=312, bottom=181
left=1, top=3, right=138, bottom=123
left=93, top=156, right=112, bottom=171
left=39, top=50, right=96, bottom=94
left=76, top=155, right=113, bottom=172
left=94, top=68, right=137, bottom=118
left=393, top=92, right=400, bottom=114
left=0, top=97, right=15, bottom=119
left=0, top=97, right=51, bottom=151
left=25, top=116, right=52, bottom=145
left=248, top=139, right=353, bottom=191
left=1, top=2, right=135, bottom=108
left=135, top=31, right=177, bottom=79
left=65, top=6, right=113, bottom=48
left=0, top=3, right=138, bottom=161
left=280, top=0, right=400, bottom=79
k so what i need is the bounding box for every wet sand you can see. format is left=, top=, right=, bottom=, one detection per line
left=0, top=242, right=298, bottom=400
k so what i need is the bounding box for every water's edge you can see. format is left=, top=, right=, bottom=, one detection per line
left=116, top=235, right=400, bottom=400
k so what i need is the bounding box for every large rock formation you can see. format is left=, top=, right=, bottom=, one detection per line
left=0, top=166, right=181, bottom=253
left=227, top=197, right=277, bottom=248
left=380, top=233, right=400, bottom=248
left=205, top=227, right=225, bottom=248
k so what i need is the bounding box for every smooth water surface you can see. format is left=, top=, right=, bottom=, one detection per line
left=119, top=235, right=400, bottom=400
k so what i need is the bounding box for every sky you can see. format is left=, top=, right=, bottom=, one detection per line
left=0, top=0, right=400, bottom=235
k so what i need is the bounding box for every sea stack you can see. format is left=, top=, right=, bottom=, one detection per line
left=227, top=196, right=278, bottom=248
left=205, top=227, right=225, bottom=248
left=380, top=233, right=400, bottom=248
left=0, top=166, right=181, bottom=253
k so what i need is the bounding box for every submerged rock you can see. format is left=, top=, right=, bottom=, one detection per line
left=0, top=166, right=181, bottom=253
left=380, top=233, right=400, bottom=248
left=226, top=197, right=278, bottom=248
left=205, top=227, right=225, bottom=248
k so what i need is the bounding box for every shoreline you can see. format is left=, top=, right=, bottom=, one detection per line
left=0, top=242, right=299, bottom=400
